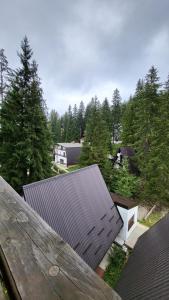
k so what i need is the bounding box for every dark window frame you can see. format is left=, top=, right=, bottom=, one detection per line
left=128, top=215, right=135, bottom=231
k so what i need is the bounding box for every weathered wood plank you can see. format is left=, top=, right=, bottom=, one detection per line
left=0, top=177, right=121, bottom=300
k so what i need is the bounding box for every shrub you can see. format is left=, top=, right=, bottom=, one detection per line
left=104, top=245, right=127, bottom=288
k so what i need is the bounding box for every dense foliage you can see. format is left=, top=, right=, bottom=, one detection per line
left=1, top=38, right=169, bottom=204
left=79, top=98, right=113, bottom=186
left=0, top=37, right=52, bottom=192
left=111, top=159, right=140, bottom=198
left=0, top=49, right=10, bottom=102
left=122, top=66, right=169, bottom=203
left=49, top=94, right=123, bottom=145
left=104, top=245, right=127, bottom=288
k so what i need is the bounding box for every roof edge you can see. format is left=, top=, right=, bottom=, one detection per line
left=23, top=164, right=99, bottom=190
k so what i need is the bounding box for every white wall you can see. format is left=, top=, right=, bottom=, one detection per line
left=57, top=149, right=66, bottom=156
left=55, top=155, right=67, bottom=166
left=117, top=205, right=138, bottom=242
left=55, top=147, right=67, bottom=166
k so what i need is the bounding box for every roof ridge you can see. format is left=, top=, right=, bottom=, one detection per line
left=23, top=164, right=98, bottom=190
left=57, top=142, right=82, bottom=148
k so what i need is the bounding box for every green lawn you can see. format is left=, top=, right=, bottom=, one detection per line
left=67, top=164, right=81, bottom=172
left=140, top=211, right=164, bottom=227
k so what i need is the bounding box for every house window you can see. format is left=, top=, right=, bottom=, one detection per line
left=63, top=151, right=66, bottom=157
left=60, top=159, right=64, bottom=164
left=128, top=215, right=134, bottom=231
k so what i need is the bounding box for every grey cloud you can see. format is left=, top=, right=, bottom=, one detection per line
left=0, top=0, right=169, bottom=113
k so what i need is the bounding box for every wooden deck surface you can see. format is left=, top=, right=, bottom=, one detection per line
left=0, top=177, right=121, bottom=300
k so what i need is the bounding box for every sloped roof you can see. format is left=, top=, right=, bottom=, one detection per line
left=116, top=213, right=169, bottom=300
left=57, top=143, right=82, bottom=148
left=0, top=176, right=122, bottom=300
left=23, top=165, right=123, bottom=270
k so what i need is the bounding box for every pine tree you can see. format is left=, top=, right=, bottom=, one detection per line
left=84, top=96, right=99, bottom=129
left=0, top=49, right=10, bottom=102
left=144, top=74, right=169, bottom=202
left=123, top=66, right=162, bottom=202
left=112, top=89, right=122, bottom=142
left=122, top=96, right=137, bottom=146
left=80, top=101, right=111, bottom=184
left=49, top=110, right=61, bottom=144
left=72, top=104, right=79, bottom=141
left=61, top=112, right=69, bottom=142
left=66, top=105, right=74, bottom=141
left=165, top=74, right=169, bottom=92
left=137, top=67, right=160, bottom=175
left=77, top=100, right=85, bottom=139
left=135, top=78, right=144, bottom=95
left=121, top=67, right=169, bottom=202
left=101, top=98, right=112, bottom=133
left=111, top=159, right=139, bottom=197
left=0, top=37, right=52, bottom=192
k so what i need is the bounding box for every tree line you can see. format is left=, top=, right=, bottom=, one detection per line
left=122, top=67, right=169, bottom=203
left=49, top=90, right=123, bottom=145
left=1, top=38, right=169, bottom=204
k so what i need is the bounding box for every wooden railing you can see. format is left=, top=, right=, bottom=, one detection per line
left=0, top=177, right=121, bottom=300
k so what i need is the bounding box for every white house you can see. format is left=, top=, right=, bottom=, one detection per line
left=110, top=193, right=138, bottom=245
left=55, top=143, right=82, bottom=167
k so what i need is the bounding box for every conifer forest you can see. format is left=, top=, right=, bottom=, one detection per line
left=1, top=38, right=169, bottom=204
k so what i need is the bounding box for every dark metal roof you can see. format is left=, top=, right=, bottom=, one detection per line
left=116, top=213, right=169, bottom=300
left=23, top=165, right=123, bottom=270
left=119, top=147, right=135, bottom=157
left=0, top=176, right=122, bottom=300
left=111, top=193, right=138, bottom=210
left=66, top=146, right=81, bottom=165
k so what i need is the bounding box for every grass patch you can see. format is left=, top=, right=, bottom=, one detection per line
left=104, top=245, right=127, bottom=288
left=52, top=164, right=68, bottom=174
left=0, top=278, right=10, bottom=300
left=111, top=143, right=122, bottom=156
left=140, top=211, right=163, bottom=227
left=67, top=164, right=81, bottom=172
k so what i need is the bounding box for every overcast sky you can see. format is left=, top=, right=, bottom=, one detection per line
left=1, top=0, right=169, bottom=114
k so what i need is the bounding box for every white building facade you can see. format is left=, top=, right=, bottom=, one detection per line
left=110, top=193, right=138, bottom=245
left=55, top=145, right=67, bottom=166
left=54, top=143, right=82, bottom=167
left=116, top=205, right=138, bottom=242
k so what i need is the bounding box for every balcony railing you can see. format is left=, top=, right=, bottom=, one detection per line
left=0, top=177, right=121, bottom=300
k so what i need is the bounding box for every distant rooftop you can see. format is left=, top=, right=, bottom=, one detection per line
left=120, top=147, right=135, bottom=156
left=57, top=142, right=82, bottom=148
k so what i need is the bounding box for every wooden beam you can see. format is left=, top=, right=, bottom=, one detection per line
left=0, top=177, right=121, bottom=300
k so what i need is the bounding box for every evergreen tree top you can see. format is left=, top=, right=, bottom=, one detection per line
left=102, top=97, right=110, bottom=106
left=135, top=78, right=144, bottom=95
left=112, top=88, right=121, bottom=105
left=0, top=49, right=8, bottom=72
left=19, top=36, right=33, bottom=63
left=145, top=66, right=160, bottom=85
left=16, top=36, right=33, bottom=85
left=164, top=75, right=169, bottom=92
